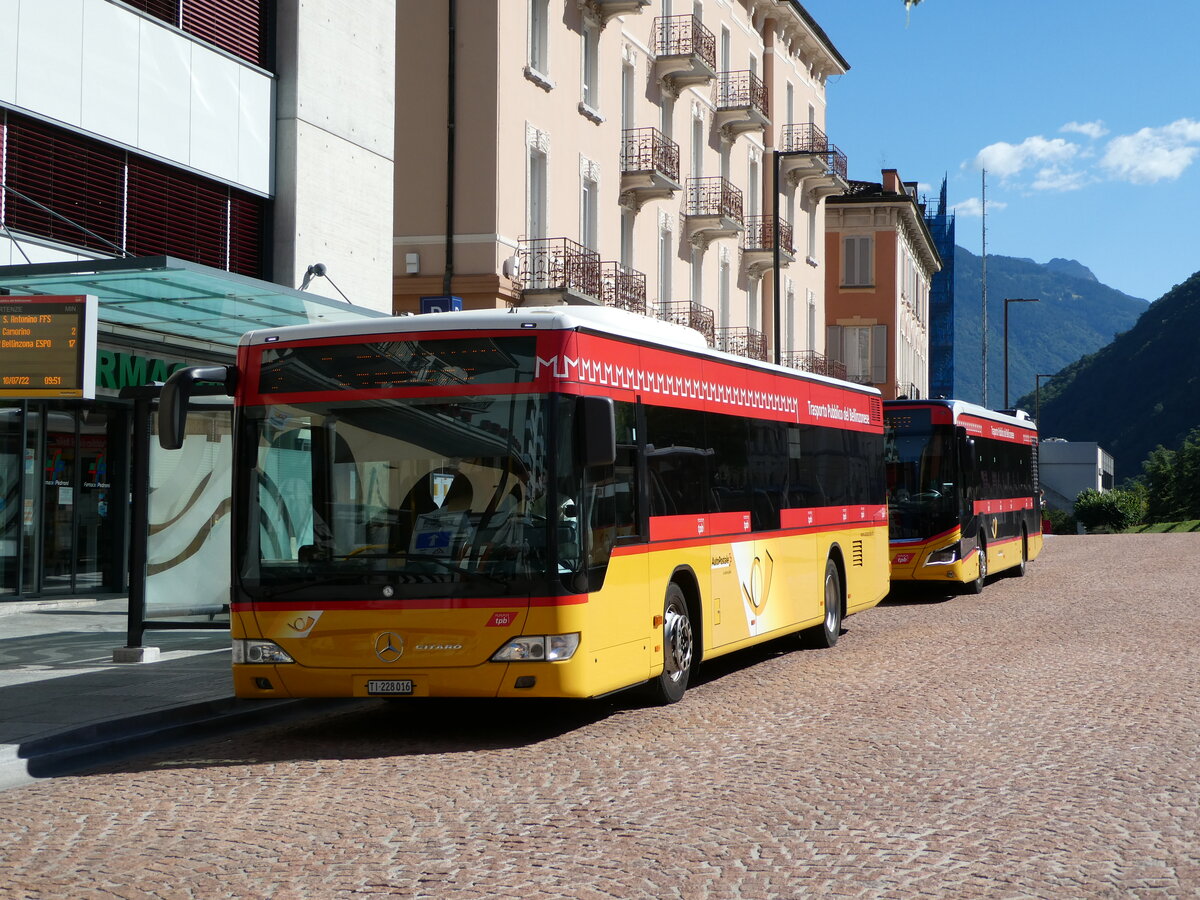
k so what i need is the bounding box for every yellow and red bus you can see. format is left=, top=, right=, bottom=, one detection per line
left=885, top=398, right=1043, bottom=593
left=159, top=306, right=889, bottom=703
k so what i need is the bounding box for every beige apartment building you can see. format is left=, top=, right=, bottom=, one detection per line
left=825, top=169, right=941, bottom=400
left=393, top=0, right=849, bottom=366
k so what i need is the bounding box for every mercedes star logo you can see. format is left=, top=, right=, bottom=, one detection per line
left=374, top=632, right=405, bottom=663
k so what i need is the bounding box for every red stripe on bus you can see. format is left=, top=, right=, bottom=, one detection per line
left=973, top=497, right=1035, bottom=515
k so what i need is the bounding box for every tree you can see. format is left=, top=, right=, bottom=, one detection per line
left=1073, top=488, right=1146, bottom=533
left=1138, top=425, right=1200, bottom=523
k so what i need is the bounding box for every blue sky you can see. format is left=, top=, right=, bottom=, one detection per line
left=798, top=0, right=1200, bottom=302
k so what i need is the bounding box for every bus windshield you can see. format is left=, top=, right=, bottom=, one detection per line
left=236, top=392, right=573, bottom=599
left=884, top=410, right=959, bottom=539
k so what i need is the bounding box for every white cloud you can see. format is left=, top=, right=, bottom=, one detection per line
left=974, top=136, right=1079, bottom=179
left=952, top=197, right=1007, bottom=218
left=1031, top=166, right=1090, bottom=192
left=1100, top=118, right=1200, bottom=184
left=1061, top=120, right=1109, bottom=140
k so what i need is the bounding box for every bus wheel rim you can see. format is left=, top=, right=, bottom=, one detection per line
left=664, top=604, right=693, bottom=682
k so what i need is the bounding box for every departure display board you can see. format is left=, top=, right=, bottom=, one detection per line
left=0, top=295, right=98, bottom=399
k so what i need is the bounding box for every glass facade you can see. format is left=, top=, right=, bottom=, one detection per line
left=1, top=401, right=127, bottom=597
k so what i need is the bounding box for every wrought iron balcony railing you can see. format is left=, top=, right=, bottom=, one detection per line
left=653, top=14, right=717, bottom=70
left=717, top=70, right=767, bottom=117
left=517, top=237, right=601, bottom=301
left=600, top=261, right=647, bottom=314
left=780, top=123, right=830, bottom=154
left=781, top=350, right=847, bottom=381
left=621, top=127, right=680, bottom=183
left=685, top=176, right=743, bottom=223
left=716, top=326, right=768, bottom=362
left=743, top=216, right=794, bottom=255
left=658, top=300, right=715, bottom=346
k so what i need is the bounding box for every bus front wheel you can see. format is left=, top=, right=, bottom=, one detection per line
left=802, top=557, right=843, bottom=649
left=965, top=537, right=987, bottom=594
left=650, top=583, right=694, bottom=705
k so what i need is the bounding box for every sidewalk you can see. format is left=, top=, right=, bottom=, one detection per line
left=0, top=597, right=307, bottom=791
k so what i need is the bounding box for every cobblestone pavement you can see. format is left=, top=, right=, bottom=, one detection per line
left=1, top=534, right=1198, bottom=899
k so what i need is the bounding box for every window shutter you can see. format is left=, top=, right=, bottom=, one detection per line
left=826, top=325, right=843, bottom=364
left=871, top=324, right=888, bottom=384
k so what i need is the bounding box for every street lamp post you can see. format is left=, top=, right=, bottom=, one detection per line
left=1003, top=297, right=1038, bottom=408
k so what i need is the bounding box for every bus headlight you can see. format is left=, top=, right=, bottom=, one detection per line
left=925, top=545, right=958, bottom=566
left=491, top=633, right=580, bottom=662
left=232, top=639, right=295, bottom=664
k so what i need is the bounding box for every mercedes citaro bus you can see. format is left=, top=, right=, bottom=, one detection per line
left=884, top=398, right=1043, bottom=594
left=158, top=306, right=890, bottom=703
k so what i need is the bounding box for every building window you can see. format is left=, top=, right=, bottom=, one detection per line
left=718, top=253, right=730, bottom=328
left=843, top=234, right=873, bottom=286
left=580, top=171, right=598, bottom=251
left=691, top=246, right=703, bottom=306
left=527, top=147, right=547, bottom=241
left=829, top=324, right=887, bottom=384
left=658, top=218, right=673, bottom=307
left=527, top=0, right=552, bottom=88
left=620, top=208, right=634, bottom=268
left=806, top=290, right=817, bottom=354
left=747, top=279, right=759, bottom=329
left=581, top=22, right=600, bottom=112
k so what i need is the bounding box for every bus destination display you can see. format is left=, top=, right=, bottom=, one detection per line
left=0, top=295, right=98, bottom=399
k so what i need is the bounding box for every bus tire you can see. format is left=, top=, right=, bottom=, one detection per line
left=650, top=583, right=694, bottom=705
left=965, top=536, right=987, bottom=594
left=802, top=557, right=843, bottom=649
left=1011, top=528, right=1028, bottom=578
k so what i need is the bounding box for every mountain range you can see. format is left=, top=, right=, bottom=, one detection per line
left=1013, top=269, right=1200, bottom=482
left=950, top=247, right=1148, bottom=406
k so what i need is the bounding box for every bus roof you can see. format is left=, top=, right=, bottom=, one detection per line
left=241, top=304, right=882, bottom=398
left=884, top=397, right=1035, bottom=430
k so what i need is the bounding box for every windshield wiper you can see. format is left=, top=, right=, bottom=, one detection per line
left=332, top=550, right=510, bottom=587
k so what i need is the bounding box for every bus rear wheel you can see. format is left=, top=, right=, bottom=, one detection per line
left=802, top=557, right=843, bottom=649
left=650, top=583, right=694, bottom=704
left=1010, top=529, right=1028, bottom=578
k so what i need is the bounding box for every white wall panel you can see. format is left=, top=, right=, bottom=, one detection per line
left=80, top=0, right=140, bottom=147
left=0, top=235, right=92, bottom=267
left=4, top=0, right=273, bottom=196
left=189, top=47, right=241, bottom=183
left=14, top=0, right=84, bottom=127
left=238, top=66, right=272, bottom=193
left=0, top=0, right=19, bottom=103
left=137, top=20, right=191, bottom=165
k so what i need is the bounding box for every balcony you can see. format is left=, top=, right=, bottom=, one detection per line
left=653, top=15, right=717, bottom=94
left=579, top=0, right=650, bottom=25
left=600, top=261, right=647, bottom=314
left=742, top=215, right=794, bottom=276
left=778, top=124, right=850, bottom=197
left=716, top=326, right=768, bottom=362
left=782, top=350, right=847, bottom=381
left=714, top=70, right=769, bottom=138
left=658, top=300, right=715, bottom=346
left=517, top=238, right=602, bottom=306
left=684, top=176, right=743, bottom=248
left=620, top=127, right=681, bottom=209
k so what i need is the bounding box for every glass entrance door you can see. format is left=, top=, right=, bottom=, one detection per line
left=41, top=409, right=79, bottom=592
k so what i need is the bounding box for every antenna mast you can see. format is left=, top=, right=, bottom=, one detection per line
left=981, top=168, right=988, bottom=407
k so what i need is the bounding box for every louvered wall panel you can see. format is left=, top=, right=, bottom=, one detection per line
left=2, top=114, right=125, bottom=255
left=126, top=157, right=229, bottom=270
left=182, top=0, right=269, bottom=68
left=228, top=192, right=265, bottom=278
left=122, top=0, right=180, bottom=27
left=119, top=0, right=269, bottom=68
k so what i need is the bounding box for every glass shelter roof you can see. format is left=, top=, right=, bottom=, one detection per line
left=0, top=256, right=386, bottom=348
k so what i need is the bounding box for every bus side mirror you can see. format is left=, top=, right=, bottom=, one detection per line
left=159, top=365, right=232, bottom=450
left=578, top=395, right=615, bottom=468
